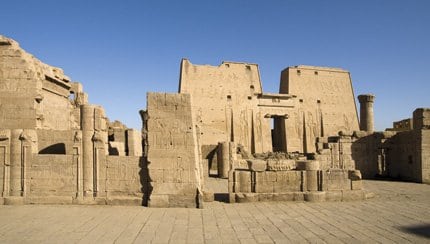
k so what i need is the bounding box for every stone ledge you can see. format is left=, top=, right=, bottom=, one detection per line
left=106, top=197, right=143, bottom=206
left=4, top=197, right=25, bottom=205
left=233, top=190, right=369, bottom=203
left=25, top=196, right=74, bottom=205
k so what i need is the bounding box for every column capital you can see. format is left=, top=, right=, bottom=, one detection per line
left=358, top=94, right=375, bottom=103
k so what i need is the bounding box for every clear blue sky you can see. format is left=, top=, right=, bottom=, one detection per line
left=1, top=0, right=429, bottom=130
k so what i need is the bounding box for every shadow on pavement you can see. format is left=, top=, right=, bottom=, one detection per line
left=400, top=224, right=430, bottom=238
left=214, top=193, right=229, bottom=203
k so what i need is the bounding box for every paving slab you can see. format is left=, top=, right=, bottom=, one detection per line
left=0, top=180, right=429, bottom=243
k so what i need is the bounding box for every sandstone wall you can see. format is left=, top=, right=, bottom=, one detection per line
left=387, top=131, right=418, bottom=181
left=338, top=127, right=430, bottom=183
left=105, top=156, right=145, bottom=202
left=37, top=130, right=75, bottom=154
left=280, top=66, right=360, bottom=153
left=179, top=59, right=297, bottom=155
left=0, top=35, right=77, bottom=131
left=146, top=92, right=202, bottom=207
left=421, top=129, right=430, bottom=183
left=29, top=155, right=76, bottom=196
left=229, top=169, right=364, bottom=203
left=179, top=59, right=262, bottom=149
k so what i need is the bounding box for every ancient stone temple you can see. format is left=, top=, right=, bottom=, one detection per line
left=0, top=35, right=428, bottom=207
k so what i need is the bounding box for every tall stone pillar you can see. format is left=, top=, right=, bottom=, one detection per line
left=73, top=131, right=83, bottom=199
left=217, top=142, right=230, bottom=178
left=358, top=94, right=375, bottom=132
left=80, top=105, right=95, bottom=197
left=9, top=129, right=23, bottom=197
left=0, top=130, right=11, bottom=200
left=92, top=106, right=107, bottom=197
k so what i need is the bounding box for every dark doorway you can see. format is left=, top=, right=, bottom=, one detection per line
left=271, top=116, right=287, bottom=152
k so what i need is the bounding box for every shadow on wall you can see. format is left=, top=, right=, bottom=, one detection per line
left=39, top=143, right=66, bottom=154
left=108, top=146, right=119, bottom=156
left=139, top=156, right=152, bottom=206
left=351, top=136, right=378, bottom=179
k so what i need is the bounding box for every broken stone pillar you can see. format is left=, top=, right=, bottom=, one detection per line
left=358, top=94, right=375, bottom=132
left=81, top=105, right=96, bottom=197
left=217, top=141, right=230, bottom=178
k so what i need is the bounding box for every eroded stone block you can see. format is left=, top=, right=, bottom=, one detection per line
left=274, top=171, right=302, bottom=192
left=247, top=159, right=267, bottom=172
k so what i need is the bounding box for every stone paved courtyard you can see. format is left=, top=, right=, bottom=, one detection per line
left=0, top=180, right=429, bottom=243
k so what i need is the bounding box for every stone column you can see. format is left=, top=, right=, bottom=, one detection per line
left=73, top=131, right=83, bottom=199
left=217, top=142, right=230, bottom=178
left=358, top=94, right=375, bottom=132
left=0, top=130, right=11, bottom=198
left=9, top=129, right=22, bottom=197
left=80, top=105, right=95, bottom=197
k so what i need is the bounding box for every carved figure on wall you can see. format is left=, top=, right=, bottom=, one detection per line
left=237, top=144, right=253, bottom=159
left=377, top=148, right=387, bottom=176
left=0, top=130, right=9, bottom=141
left=73, top=131, right=82, bottom=143
left=92, top=131, right=104, bottom=142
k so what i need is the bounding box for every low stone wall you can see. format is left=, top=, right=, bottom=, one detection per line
left=29, top=155, right=76, bottom=197
left=104, top=156, right=146, bottom=205
left=229, top=169, right=365, bottom=203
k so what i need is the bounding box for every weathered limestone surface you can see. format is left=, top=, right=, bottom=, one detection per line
left=280, top=66, right=360, bottom=152
left=146, top=93, right=202, bottom=208
left=318, top=108, right=430, bottom=183
left=179, top=59, right=296, bottom=156
left=229, top=167, right=366, bottom=203
left=0, top=35, right=145, bottom=206
left=0, top=35, right=77, bottom=131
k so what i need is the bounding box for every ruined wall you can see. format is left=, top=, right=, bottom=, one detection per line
left=390, top=118, right=413, bottom=132
left=388, top=131, right=420, bottom=181
left=38, top=81, right=73, bottom=130
left=280, top=66, right=360, bottom=153
left=0, top=35, right=75, bottom=131
left=105, top=156, right=145, bottom=204
left=421, top=129, right=430, bottom=183
left=0, top=35, right=148, bottom=204
left=146, top=92, right=202, bottom=207
left=339, top=113, right=430, bottom=184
